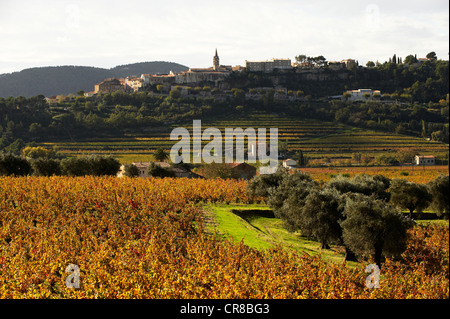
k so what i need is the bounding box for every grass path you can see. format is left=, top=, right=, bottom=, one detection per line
left=204, top=203, right=357, bottom=266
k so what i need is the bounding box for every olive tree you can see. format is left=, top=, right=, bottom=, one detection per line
left=246, top=168, right=288, bottom=198
left=0, top=153, right=32, bottom=176
left=298, top=188, right=343, bottom=249
left=123, top=163, right=140, bottom=178
left=389, top=179, right=432, bottom=219
left=340, top=194, right=414, bottom=268
left=266, top=171, right=318, bottom=231
left=31, top=158, right=61, bottom=176
left=428, top=174, right=449, bottom=218
left=326, top=174, right=390, bottom=201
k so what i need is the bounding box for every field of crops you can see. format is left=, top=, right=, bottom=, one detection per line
left=41, top=113, right=449, bottom=164
left=299, top=165, right=449, bottom=184
left=0, top=176, right=448, bottom=299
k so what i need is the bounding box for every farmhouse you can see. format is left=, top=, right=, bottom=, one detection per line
left=225, top=163, right=257, bottom=180
left=118, top=162, right=202, bottom=178
left=414, top=155, right=435, bottom=166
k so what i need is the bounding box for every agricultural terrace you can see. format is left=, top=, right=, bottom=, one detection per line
left=39, top=113, right=448, bottom=165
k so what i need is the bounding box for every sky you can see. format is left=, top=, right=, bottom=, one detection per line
left=0, top=0, right=448, bottom=74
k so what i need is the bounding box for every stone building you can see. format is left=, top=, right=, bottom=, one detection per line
left=124, top=76, right=144, bottom=92
left=341, top=59, right=357, bottom=69
left=245, top=58, right=292, bottom=72
left=175, top=49, right=231, bottom=85
left=226, top=162, right=257, bottom=180
left=94, top=78, right=125, bottom=94
left=414, top=155, right=435, bottom=166
left=141, top=72, right=176, bottom=86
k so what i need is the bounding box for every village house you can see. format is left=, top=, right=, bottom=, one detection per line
left=225, top=162, right=257, bottom=180
left=245, top=58, right=292, bottom=73
left=94, top=78, right=125, bottom=94
left=414, top=155, right=435, bottom=166
left=124, top=76, right=144, bottom=92
left=341, top=59, right=357, bottom=69
left=141, top=72, right=176, bottom=86
left=89, top=50, right=366, bottom=98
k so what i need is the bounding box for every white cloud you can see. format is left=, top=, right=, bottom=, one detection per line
left=0, top=0, right=448, bottom=73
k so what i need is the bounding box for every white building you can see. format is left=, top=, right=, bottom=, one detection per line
left=414, top=155, right=435, bottom=166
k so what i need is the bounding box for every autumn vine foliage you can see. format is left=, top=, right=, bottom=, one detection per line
left=0, top=176, right=448, bottom=298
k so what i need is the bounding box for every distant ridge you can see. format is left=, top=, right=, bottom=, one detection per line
left=0, top=61, right=189, bottom=98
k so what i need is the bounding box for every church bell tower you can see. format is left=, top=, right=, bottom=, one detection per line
left=213, top=48, right=220, bottom=71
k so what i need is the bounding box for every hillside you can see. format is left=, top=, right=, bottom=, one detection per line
left=39, top=112, right=449, bottom=167
left=0, top=61, right=189, bottom=98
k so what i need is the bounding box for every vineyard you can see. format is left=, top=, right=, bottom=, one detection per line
left=299, top=165, right=449, bottom=184
left=0, top=176, right=448, bottom=299
left=40, top=113, right=449, bottom=164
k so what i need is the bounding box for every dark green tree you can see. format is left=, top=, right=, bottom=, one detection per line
left=153, top=147, right=169, bottom=162
left=60, top=157, right=91, bottom=176
left=326, top=174, right=390, bottom=201
left=426, top=51, right=437, bottom=60
left=404, top=55, right=418, bottom=65
left=389, top=179, right=432, bottom=219
left=340, top=194, right=414, bottom=268
left=231, top=88, right=245, bottom=104
left=295, top=54, right=307, bottom=64
left=299, top=188, right=343, bottom=249
left=246, top=168, right=288, bottom=198
left=31, top=158, right=61, bottom=176
left=266, top=171, right=318, bottom=231
left=124, top=163, right=140, bottom=178
left=148, top=163, right=175, bottom=178
left=0, top=153, right=32, bottom=176
left=428, top=174, right=449, bottom=218
left=294, top=150, right=306, bottom=167
left=88, top=155, right=121, bottom=176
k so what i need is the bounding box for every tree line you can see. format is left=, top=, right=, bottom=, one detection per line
left=247, top=170, right=449, bottom=267
left=0, top=152, right=121, bottom=177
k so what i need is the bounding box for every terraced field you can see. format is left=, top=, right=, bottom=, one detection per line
left=40, top=113, right=449, bottom=164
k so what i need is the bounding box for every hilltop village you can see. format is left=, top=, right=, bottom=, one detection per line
left=83, top=49, right=383, bottom=101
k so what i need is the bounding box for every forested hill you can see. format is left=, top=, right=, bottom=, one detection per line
left=0, top=62, right=189, bottom=98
